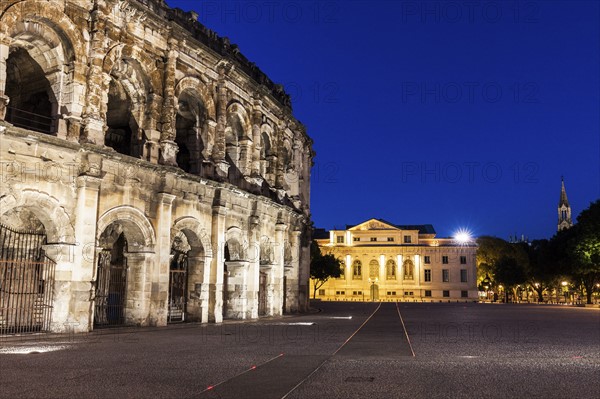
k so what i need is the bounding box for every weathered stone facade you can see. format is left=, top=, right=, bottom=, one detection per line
left=0, top=0, right=313, bottom=333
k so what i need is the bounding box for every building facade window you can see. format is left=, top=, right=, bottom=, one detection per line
left=403, top=259, right=414, bottom=280
left=353, top=260, right=362, bottom=279
left=387, top=291, right=397, bottom=296
left=442, top=255, right=449, bottom=264
left=353, top=290, right=363, bottom=296
left=336, top=290, right=345, bottom=295
left=461, top=290, right=468, bottom=298
left=442, top=269, right=449, bottom=282
left=369, top=259, right=379, bottom=279
left=443, top=290, right=450, bottom=297
left=338, top=265, right=345, bottom=279
left=404, top=235, right=412, bottom=243
left=424, top=255, right=431, bottom=264
left=370, top=237, right=377, bottom=242
left=318, top=289, right=325, bottom=296
left=460, top=269, right=467, bottom=282
left=424, top=269, right=431, bottom=282
left=460, top=256, right=467, bottom=264
left=425, top=290, right=432, bottom=297
left=337, top=236, right=344, bottom=244
left=353, top=237, right=360, bottom=242
left=386, top=259, right=396, bottom=280
left=404, top=291, right=414, bottom=296
left=387, top=237, right=394, bottom=242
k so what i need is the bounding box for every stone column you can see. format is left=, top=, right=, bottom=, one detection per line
left=187, top=255, right=210, bottom=322
left=213, top=62, right=232, bottom=179
left=42, top=243, right=77, bottom=333
left=246, top=215, right=260, bottom=318
left=152, top=193, right=176, bottom=326
left=251, top=100, right=262, bottom=177
left=209, top=194, right=227, bottom=322
left=272, top=222, right=287, bottom=316
left=0, top=36, right=10, bottom=120
left=82, top=0, right=109, bottom=144
left=284, top=230, right=302, bottom=313
left=224, top=260, right=250, bottom=319
left=124, top=252, right=154, bottom=326
left=159, top=38, right=179, bottom=166
left=73, top=173, right=102, bottom=332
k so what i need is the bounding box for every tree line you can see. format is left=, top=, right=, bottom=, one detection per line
left=477, top=200, right=600, bottom=304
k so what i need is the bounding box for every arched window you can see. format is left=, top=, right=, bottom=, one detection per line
left=352, top=260, right=362, bottom=280
left=403, top=259, right=414, bottom=280
left=386, top=259, right=396, bottom=280
left=369, top=259, right=379, bottom=279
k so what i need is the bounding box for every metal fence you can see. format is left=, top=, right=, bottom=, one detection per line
left=0, top=223, right=56, bottom=334
left=5, top=106, right=56, bottom=134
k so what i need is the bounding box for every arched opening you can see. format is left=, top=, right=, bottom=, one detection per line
left=369, top=259, right=379, bottom=279
left=105, top=78, right=142, bottom=157
left=260, top=131, right=276, bottom=182
left=5, top=47, right=57, bottom=134
left=0, top=208, right=56, bottom=334
left=95, top=226, right=128, bottom=327
left=175, top=91, right=207, bottom=174
left=386, top=259, right=396, bottom=280
left=168, top=233, right=189, bottom=323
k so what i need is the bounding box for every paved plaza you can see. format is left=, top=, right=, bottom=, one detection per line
left=1, top=302, right=598, bottom=399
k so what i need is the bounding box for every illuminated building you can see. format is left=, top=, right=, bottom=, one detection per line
left=312, top=219, right=477, bottom=302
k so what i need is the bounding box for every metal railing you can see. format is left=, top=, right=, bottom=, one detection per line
left=5, top=106, right=57, bottom=134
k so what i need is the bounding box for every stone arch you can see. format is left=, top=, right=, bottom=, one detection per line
left=0, top=190, right=75, bottom=244
left=224, top=226, right=246, bottom=261
left=260, top=123, right=276, bottom=183
left=171, top=216, right=213, bottom=258
left=96, top=206, right=155, bottom=252
left=170, top=216, right=213, bottom=323
left=386, top=259, right=397, bottom=280
left=173, top=77, right=216, bottom=174
left=369, top=259, right=379, bottom=279
left=352, top=259, right=362, bottom=280
left=225, top=102, right=252, bottom=175
left=0, top=2, right=86, bottom=135
left=100, top=44, right=156, bottom=157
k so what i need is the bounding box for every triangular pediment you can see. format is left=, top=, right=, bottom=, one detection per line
left=348, top=219, right=399, bottom=231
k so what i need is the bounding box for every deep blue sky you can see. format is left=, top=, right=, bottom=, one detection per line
left=168, top=0, right=599, bottom=239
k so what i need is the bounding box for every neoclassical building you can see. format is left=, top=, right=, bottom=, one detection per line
left=0, top=0, right=312, bottom=334
left=312, top=219, right=478, bottom=302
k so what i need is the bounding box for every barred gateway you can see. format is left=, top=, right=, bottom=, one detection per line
left=312, top=219, right=478, bottom=302
left=0, top=0, right=313, bottom=333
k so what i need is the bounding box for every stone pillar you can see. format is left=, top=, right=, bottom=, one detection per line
left=284, top=230, right=302, bottom=313
left=213, top=62, right=231, bottom=179
left=209, top=196, right=227, bottom=322
left=159, top=38, right=179, bottom=166
left=246, top=215, right=260, bottom=319
left=0, top=37, right=9, bottom=120
left=224, top=261, right=250, bottom=318
left=73, top=173, right=102, bottom=332
left=187, top=255, right=210, bottom=322
left=251, top=101, right=262, bottom=177
left=272, top=222, right=287, bottom=316
left=144, top=94, right=163, bottom=163
left=82, top=1, right=109, bottom=144
left=152, top=193, right=176, bottom=326
left=124, top=252, right=154, bottom=326
left=42, top=243, right=77, bottom=333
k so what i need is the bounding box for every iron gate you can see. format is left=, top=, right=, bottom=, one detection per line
left=0, top=223, right=55, bottom=334
left=168, top=249, right=188, bottom=323
left=94, top=246, right=127, bottom=327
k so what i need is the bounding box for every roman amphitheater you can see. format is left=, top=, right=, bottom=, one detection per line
left=0, top=0, right=313, bottom=333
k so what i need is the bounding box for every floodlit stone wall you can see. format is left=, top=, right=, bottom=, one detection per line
left=0, top=0, right=312, bottom=333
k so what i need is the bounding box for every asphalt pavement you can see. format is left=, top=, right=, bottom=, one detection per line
left=1, top=302, right=598, bottom=399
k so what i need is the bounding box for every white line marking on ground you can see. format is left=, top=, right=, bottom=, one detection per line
left=395, top=302, right=416, bottom=357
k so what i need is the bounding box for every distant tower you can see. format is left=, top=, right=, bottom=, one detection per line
left=557, top=177, right=573, bottom=231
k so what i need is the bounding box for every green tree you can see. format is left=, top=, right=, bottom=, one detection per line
left=476, top=236, right=529, bottom=294
left=570, top=200, right=600, bottom=304
left=495, top=256, right=527, bottom=302
left=310, top=241, right=342, bottom=299
left=526, top=239, right=559, bottom=302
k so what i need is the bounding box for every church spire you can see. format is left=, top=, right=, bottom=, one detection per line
left=557, top=177, right=573, bottom=231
